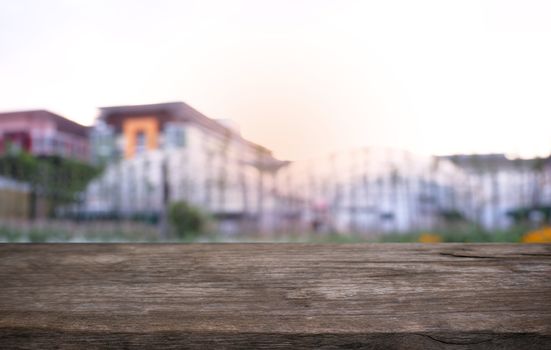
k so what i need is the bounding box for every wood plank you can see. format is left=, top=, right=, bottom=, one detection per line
left=0, top=243, right=550, bottom=349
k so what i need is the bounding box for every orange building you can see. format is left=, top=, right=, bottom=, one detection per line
left=121, top=117, right=159, bottom=159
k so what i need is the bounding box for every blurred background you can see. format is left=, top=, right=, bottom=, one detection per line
left=1, top=0, right=550, bottom=243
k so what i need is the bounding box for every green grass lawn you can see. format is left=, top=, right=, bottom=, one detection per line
left=0, top=222, right=534, bottom=243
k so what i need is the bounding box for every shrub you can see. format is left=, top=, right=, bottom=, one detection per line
left=0, top=226, right=20, bottom=242
left=438, top=209, right=467, bottom=223
left=168, top=201, right=208, bottom=239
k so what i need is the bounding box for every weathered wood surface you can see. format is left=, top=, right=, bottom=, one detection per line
left=0, top=243, right=550, bottom=349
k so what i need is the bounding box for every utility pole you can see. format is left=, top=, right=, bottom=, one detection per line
left=159, top=156, right=170, bottom=240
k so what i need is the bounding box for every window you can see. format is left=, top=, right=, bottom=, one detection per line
left=135, top=131, right=146, bottom=155
left=164, top=123, right=186, bottom=149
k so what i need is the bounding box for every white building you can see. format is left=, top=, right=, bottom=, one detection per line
left=84, top=102, right=287, bottom=233
left=81, top=102, right=551, bottom=235
left=440, top=154, right=551, bottom=229
left=277, top=148, right=466, bottom=234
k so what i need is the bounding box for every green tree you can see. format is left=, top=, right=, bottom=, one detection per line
left=0, top=152, right=100, bottom=218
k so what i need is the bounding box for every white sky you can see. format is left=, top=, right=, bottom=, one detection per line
left=1, top=0, right=550, bottom=160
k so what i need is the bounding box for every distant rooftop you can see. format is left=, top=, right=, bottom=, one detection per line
left=0, top=110, right=89, bottom=138
left=439, top=153, right=551, bottom=172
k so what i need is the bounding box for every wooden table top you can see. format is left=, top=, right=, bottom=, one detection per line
left=1, top=243, right=550, bottom=349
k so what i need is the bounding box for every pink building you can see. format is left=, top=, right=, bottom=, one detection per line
left=0, top=110, right=90, bottom=162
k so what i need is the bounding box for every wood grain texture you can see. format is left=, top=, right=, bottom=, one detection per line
left=0, top=243, right=550, bottom=349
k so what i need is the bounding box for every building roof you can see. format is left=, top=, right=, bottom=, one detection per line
left=0, top=110, right=90, bottom=138
left=99, top=101, right=274, bottom=156
left=439, top=153, right=551, bottom=172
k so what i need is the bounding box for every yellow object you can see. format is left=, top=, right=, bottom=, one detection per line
left=122, top=117, right=159, bottom=159
left=418, top=233, right=442, bottom=243
left=522, top=227, right=551, bottom=243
